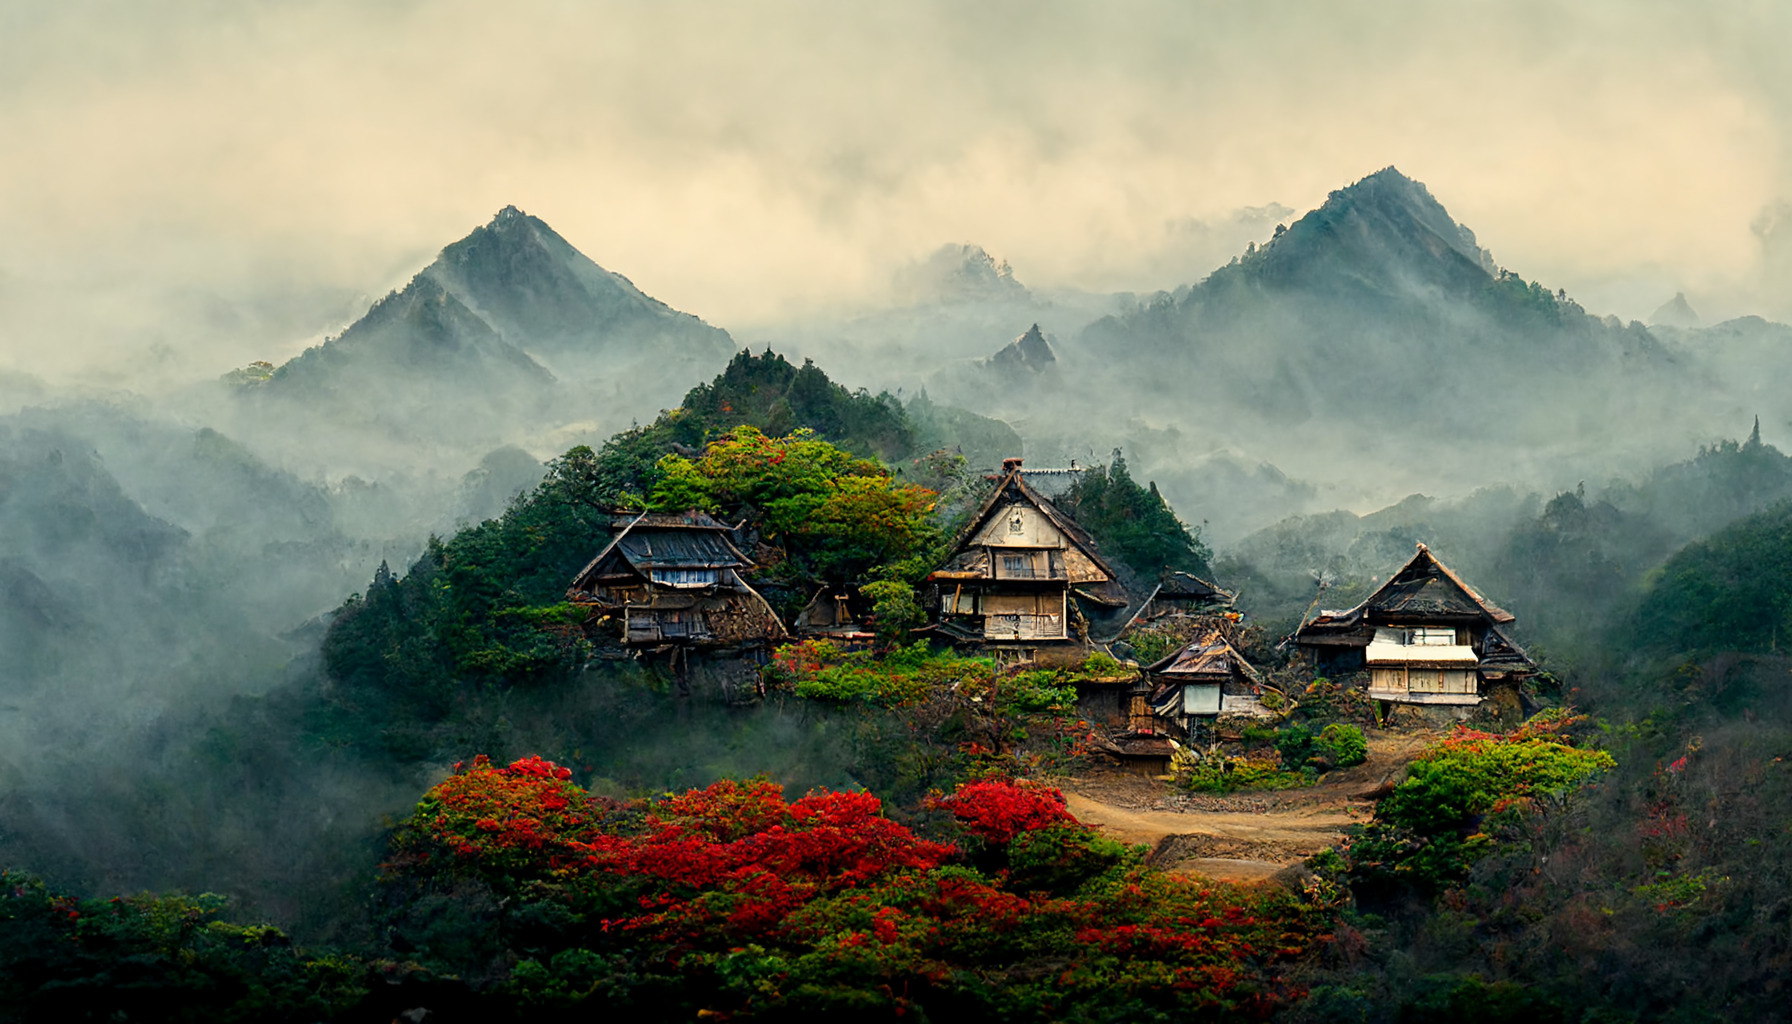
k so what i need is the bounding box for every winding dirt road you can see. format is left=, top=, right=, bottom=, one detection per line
left=1061, top=732, right=1432, bottom=883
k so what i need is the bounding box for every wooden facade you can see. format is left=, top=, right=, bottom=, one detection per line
left=924, top=458, right=1126, bottom=659
left=567, top=511, right=788, bottom=651
left=1292, top=543, right=1535, bottom=705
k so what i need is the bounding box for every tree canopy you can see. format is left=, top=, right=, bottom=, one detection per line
left=1061, top=453, right=1211, bottom=578
left=647, top=426, right=939, bottom=582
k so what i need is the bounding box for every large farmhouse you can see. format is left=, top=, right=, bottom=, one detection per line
left=924, top=458, right=1127, bottom=663
left=567, top=511, right=787, bottom=651
left=1291, top=543, right=1534, bottom=705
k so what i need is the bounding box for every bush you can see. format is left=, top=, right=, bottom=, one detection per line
left=1275, top=724, right=1317, bottom=765
left=769, top=639, right=991, bottom=707
left=996, top=669, right=1080, bottom=713
left=859, top=578, right=923, bottom=645
left=1242, top=722, right=1281, bottom=748
left=1317, top=723, right=1368, bottom=768
left=1178, top=754, right=1312, bottom=794
left=1345, top=722, right=1615, bottom=887
left=1005, top=824, right=1139, bottom=896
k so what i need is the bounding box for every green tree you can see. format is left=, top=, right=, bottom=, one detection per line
left=1061, top=451, right=1210, bottom=577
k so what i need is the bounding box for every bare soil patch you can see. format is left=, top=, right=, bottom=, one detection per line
left=1060, top=729, right=1435, bottom=884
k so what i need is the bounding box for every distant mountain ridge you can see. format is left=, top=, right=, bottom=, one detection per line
left=1081, top=166, right=1675, bottom=430
left=420, top=205, right=731, bottom=377
left=237, top=206, right=737, bottom=459
left=271, top=274, right=553, bottom=391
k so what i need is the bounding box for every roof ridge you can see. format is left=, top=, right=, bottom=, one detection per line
left=569, top=510, right=649, bottom=592
left=1347, top=543, right=1514, bottom=624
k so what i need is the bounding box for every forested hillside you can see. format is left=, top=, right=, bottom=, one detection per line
left=10, top=336, right=1792, bottom=1020
left=11, top=170, right=1792, bottom=1021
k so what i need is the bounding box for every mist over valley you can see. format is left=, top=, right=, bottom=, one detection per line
left=6, top=8, right=1792, bottom=1009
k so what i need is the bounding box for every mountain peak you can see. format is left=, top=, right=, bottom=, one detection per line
left=1222, top=167, right=1496, bottom=297
left=987, top=323, right=1056, bottom=372
left=486, top=204, right=536, bottom=235
left=895, top=244, right=1030, bottom=304
left=1650, top=292, right=1701, bottom=328
left=419, top=208, right=730, bottom=369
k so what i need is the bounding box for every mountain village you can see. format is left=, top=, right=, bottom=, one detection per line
left=564, top=448, right=1538, bottom=777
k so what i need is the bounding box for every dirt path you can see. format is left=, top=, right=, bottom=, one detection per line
left=1062, top=731, right=1431, bottom=884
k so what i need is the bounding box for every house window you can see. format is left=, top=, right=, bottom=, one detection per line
left=1409, top=627, right=1458, bottom=646
left=1001, top=554, right=1030, bottom=577
left=650, top=568, right=719, bottom=586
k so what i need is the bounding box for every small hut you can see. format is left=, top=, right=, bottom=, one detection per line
left=567, top=511, right=787, bottom=651
left=1143, top=628, right=1268, bottom=724
left=792, top=586, right=875, bottom=641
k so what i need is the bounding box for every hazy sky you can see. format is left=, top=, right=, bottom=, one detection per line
left=2, top=1, right=1789, bottom=378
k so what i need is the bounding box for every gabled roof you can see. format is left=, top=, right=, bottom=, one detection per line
left=1155, top=570, right=1235, bottom=603
left=1144, top=628, right=1263, bottom=684
left=940, top=462, right=1116, bottom=579
left=570, top=509, right=752, bottom=592
left=1367, top=543, right=1513, bottom=622
left=1295, top=543, right=1513, bottom=639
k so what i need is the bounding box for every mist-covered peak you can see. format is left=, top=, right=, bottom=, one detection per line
left=987, top=323, right=1057, bottom=372
left=895, top=243, right=1031, bottom=305
left=421, top=206, right=731, bottom=368
left=1650, top=291, right=1701, bottom=327
left=1225, top=166, right=1496, bottom=297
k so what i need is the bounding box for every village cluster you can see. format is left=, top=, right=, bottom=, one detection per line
left=568, top=457, right=1538, bottom=763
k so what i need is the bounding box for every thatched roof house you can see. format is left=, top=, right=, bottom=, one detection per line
left=1292, top=543, right=1534, bottom=705
left=924, top=458, right=1126, bottom=663
left=568, top=511, right=787, bottom=650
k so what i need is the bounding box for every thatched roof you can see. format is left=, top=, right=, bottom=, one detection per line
left=570, top=509, right=753, bottom=592
left=1295, top=542, right=1513, bottom=644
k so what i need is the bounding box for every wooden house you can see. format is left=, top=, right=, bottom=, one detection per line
left=567, top=511, right=787, bottom=651
left=1142, top=628, right=1270, bottom=730
left=1292, top=543, right=1534, bottom=705
left=924, top=458, right=1126, bottom=663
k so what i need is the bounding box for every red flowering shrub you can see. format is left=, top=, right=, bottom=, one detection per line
left=401, top=754, right=604, bottom=872
left=928, top=777, right=1073, bottom=845
left=387, top=759, right=1327, bottom=1021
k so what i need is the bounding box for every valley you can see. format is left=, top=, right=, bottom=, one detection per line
left=3, top=167, right=1792, bottom=1021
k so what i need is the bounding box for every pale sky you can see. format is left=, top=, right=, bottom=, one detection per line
left=2, top=1, right=1789, bottom=378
